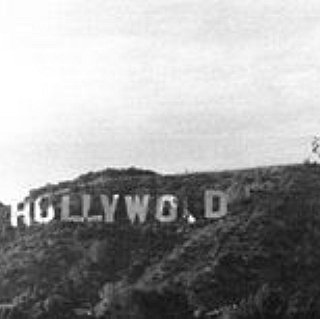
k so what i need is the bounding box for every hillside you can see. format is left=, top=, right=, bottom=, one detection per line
left=1, top=164, right=320, bottom=318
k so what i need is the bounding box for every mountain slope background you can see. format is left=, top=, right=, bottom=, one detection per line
left=1, top=164, right=320, bottom=318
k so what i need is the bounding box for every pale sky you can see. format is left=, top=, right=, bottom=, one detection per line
left=0, top=0, right=319, bottom=202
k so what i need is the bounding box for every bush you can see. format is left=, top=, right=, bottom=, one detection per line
left=234, top=284, right=286, bottom=319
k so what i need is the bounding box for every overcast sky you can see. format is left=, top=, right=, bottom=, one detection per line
left=0, top=0, right=319, bottom=202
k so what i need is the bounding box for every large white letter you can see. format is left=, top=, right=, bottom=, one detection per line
left=61, top=195, right=84, bottom=222
left=83, top=194, right=103, bottom=222
left=34, top=196, right=55, bottom=224
left=156, top=195, right=178, bottom=223
left=10, top=200, right=31, bottom=227
left=204, top=190, right=228, bottom=219
left=125, top=195, right=150, bottom=224
left=100, top=194, right=119, bottom=223
left=82, top=194, right=91, bottom=219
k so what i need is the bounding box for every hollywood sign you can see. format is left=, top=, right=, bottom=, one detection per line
left=10, top=190, right=228, bottom=227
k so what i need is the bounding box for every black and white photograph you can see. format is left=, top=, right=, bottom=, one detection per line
left=0, top=0, right=320, bottom=318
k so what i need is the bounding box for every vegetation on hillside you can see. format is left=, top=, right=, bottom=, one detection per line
left=1, top=164, right=320, bottom=318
